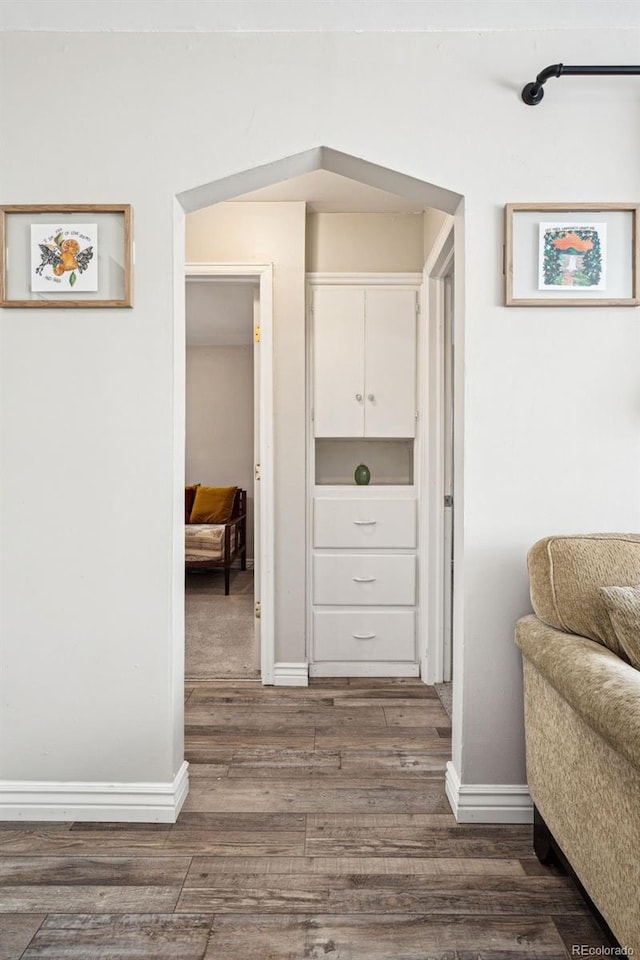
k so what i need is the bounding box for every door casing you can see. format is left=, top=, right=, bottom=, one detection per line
left=419, top=220, right=455, bottom=685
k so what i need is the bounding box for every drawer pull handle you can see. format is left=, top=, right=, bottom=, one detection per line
left=353, top=576, right=376, bottom=583
left=353, top=632, right=376, bottom=640
left=353, top=519, right=377, bottom=525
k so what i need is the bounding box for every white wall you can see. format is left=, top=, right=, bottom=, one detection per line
left=1, top=28, right=638, bottom=797
left=186, top=346, right=255, bottom=557
left=306, top=212, right=424, bottom=272
left=185, top=281, right=255, bottom=346
left=3, top=1, right=637, bottom=33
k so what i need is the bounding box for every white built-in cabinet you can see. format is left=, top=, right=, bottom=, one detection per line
left=312, top=286, right=418, bottom=438
left=308, top=278, right=421, bottom=678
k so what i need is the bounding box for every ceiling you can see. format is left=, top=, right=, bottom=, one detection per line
left=233, top=169, right=425, bottom=214
left=186, top=281, right=255, bottom=346
left=2, top=1, right=636, bottom=32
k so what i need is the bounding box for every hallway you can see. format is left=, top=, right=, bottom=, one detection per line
left=0, top=680, right=611, bottom=958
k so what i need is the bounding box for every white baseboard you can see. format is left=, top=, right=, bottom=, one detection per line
left=309, top=661, right=420, bottom=678
left=445, top=761, right=533, bottom=824
left=273, top=662, right=308, bottom=686
left=0, top=761, right=189, bottom=824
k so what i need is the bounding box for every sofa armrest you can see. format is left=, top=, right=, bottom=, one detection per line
left=516, top=615, right=640, bottom=772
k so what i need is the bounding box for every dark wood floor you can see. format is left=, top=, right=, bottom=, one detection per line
left=0, top=679, right=613, bottom=959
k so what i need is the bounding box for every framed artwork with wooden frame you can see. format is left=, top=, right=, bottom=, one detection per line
left=505, top=203, right=639, bottom=307
left=0, top=204, right=133, bottom=307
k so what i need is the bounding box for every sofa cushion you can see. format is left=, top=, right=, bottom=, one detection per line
left=185, top=523, right=233, bottom=561
left=527, top=534, right=640, bottom=656
left=190, top=485, right=237, bottom=524
left=185, top=484, right=200, bottom=524
left=600, top=584, right=640, bottom=671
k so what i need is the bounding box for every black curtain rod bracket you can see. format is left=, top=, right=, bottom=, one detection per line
left=522, top=64, right=640, bottom=105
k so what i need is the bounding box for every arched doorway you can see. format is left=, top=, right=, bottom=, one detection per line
left=173, top=146, right=464, bottom=796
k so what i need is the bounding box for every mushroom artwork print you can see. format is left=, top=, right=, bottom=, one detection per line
left=539, top=222, right=606, bottom=290
left=30, top=223, right=98, bottom=292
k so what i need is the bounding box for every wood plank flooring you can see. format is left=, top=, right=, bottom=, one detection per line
left=0, top=679, right=616, bottom=959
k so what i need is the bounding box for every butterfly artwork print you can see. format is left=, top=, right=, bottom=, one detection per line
left=31, top=224, right=98, bottom=292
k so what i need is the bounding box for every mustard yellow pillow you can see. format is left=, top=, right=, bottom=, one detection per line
left=190, top=486, right=237, bottom=524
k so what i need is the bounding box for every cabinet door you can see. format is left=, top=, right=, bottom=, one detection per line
left=364, top=289, right=417, bottom=438
left=313, top=287, right=365, bottom=437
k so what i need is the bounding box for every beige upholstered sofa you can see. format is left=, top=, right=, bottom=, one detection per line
left=515, top=534, right=640, bottom=952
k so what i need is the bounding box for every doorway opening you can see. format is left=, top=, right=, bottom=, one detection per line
left=185, top=274, right=257, bottom=680
left=174, top=147, right=463, bottom=770
left=183, top=263, right=275, bottom=684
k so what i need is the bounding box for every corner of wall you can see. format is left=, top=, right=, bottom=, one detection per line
left=445, top=761, right=532, bottom=824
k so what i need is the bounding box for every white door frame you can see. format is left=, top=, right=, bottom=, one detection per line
left=185, top=262, right=275, bottom=684
left=441, top=268, right=454, bottom=683
left=419, top=219, right=455, bottom=684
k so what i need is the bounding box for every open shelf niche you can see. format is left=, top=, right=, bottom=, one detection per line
left=315, top=438, right=414, bottom=486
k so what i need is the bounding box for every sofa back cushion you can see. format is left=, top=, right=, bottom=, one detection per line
left=600, top=584, right=640, bottom=670
left=190, top=485, right=238, bottom=524
left=528, top=534, right=640, bottom=656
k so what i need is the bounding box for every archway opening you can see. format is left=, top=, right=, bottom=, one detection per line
left=174, top=146, right=464, bottom=800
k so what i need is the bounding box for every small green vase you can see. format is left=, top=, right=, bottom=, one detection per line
left=354, top=463, right=371, bottom=485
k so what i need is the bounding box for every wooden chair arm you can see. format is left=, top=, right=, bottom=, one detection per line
left=226, top=512, right=246, bottom=528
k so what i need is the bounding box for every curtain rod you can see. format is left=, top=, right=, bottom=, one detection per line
left=522, top=64, right=640, bottom=105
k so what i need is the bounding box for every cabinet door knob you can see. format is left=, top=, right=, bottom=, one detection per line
left=355, top=393, right=363, bottom=401
left=367, top=393, right=375, bottom=401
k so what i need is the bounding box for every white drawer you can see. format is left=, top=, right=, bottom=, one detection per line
left=314, top=498, right=416, bottom=549
left=313, top=554, right=416, bottom=606
left=313, top=610, right=416, bottom=662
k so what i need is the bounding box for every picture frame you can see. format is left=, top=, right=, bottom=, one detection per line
left=504, top=203, right=639, bottom=307
left=0, top=204, right=133, bottom=307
